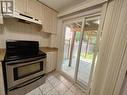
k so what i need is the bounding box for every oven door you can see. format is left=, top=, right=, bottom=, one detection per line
left=6, top=58, right=46, bottom=89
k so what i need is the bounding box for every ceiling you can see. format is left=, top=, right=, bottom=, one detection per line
left=39, top=0, right=86, bottom=12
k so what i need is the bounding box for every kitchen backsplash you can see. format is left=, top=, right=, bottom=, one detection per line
left=0, top=18, right=50, bottom=48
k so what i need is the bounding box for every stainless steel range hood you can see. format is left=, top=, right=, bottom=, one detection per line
left=3, top=12, right=42, bottom=25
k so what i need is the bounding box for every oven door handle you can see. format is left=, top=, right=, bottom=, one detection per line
left=9, top=74, right=45, bottom=91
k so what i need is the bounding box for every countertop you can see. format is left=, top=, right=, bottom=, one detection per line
left=0, top=49, right=6, bottom=62
left=0, top=47, right=58, bottom=62
left=40, top=47, right=58, bottom=52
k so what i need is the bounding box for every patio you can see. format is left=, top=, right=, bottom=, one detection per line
left=62, top=58, right=92, bottom=85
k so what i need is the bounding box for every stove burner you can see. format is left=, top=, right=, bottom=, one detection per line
left=4, top=50, right=46, bottom=62
left=4, top=40, right=46, bottom=62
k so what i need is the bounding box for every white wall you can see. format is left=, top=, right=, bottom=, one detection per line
left=0, top=18, right=50, bottom=48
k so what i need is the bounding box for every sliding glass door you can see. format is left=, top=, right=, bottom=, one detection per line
left=61, top=15, right=101, bottom=90
left=61, top=18, right=83, bottom=79
left=76, top=16, right=100, bottom=88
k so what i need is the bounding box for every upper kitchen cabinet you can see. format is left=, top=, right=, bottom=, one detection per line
left=27, top=0, right=42, bottom=20
left=42, top=5, right=58, bottom=34
left=52, top=11, right=58, bottom=34
left=14, top=0, right=27, bottom=15
left=0, top=0, right=3, bottom=24
left=42, top=5, right=52, bottom=34
left=14, top=0, right=42, bottom=20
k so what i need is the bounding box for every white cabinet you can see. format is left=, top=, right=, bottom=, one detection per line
left=46, top=52, right=57, bottom=73
left=42, top=5, right=52, bottom=33
left=14, top=0, right=58, bottom=33
left=14, top=0, right=27, bottom=15
left=0, top=63, right=5, bottom=95
left=0, top=0, right=3, bottom=24
left=42, top=5, right=58, bottom=34
left=41, top=4, right=45, bottom=22
left=52, top=11, right=58, bottom=34
left=14, top=0, right=42, bottom=20
left=27, top=0, right=42, bottom=19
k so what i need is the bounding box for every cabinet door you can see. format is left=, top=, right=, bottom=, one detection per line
left=52, top=11, right=58, bottom=34
left=50, top=52, right=57, bottom=71
left=46, top=52, right=57, bottom=73
left=46, top=52, right=52, bottom=73
left=27, top=0, right=42, bottom=19
left=43, top=5, right=52, bottom=33
left=41, top=4, right=45, bottom=23
left=0, top=1, right=3, bottom=24
left=14, top=0, right=27, bottom=14
left=0, top=63, right=5, bottom=95
left=42, top=5, right=58, bottom=34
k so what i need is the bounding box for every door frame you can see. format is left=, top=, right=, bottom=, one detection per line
left=75, top=15, right=102, bottom=92
left=59, top=17, right=84, bottom=82
left=57, top=2, right=108, bottom=94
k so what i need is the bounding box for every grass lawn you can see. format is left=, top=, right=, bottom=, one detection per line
left=80, top=53, right=94, bottom=61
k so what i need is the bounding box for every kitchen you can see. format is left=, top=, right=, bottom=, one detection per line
left=0, top=0, right=127, bottom=95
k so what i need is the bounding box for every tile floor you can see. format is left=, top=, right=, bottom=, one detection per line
left=26, top=72, right=87, bottom=95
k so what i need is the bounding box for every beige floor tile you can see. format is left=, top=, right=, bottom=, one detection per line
left=55, top=74, right=68, bottom=82
left=39, top=81, right=54, bottom=94
left=26, top=72, right=88, bottom=95
left=55, top=74, right=73, bottom=88
left=70, top=85, right=83, bottom=95
left=62, top=79, right=73, bottom=88
left=45, top=88, right=59, bottom=95
left=34, top=88, right=42, bottom=95
left=26, top=88, right=42, bottom=95
left=48, top=76, right=61, bottom=87
left=64, top=90, right=75, bottom=95
left=26, top=89, right=35, bottom=95
left=55, top=83, right=69, bottom=95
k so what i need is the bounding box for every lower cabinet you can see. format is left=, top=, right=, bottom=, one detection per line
left=46, top=51, right=57, bottom=73
left=0, top=62, right=5, bottom=95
